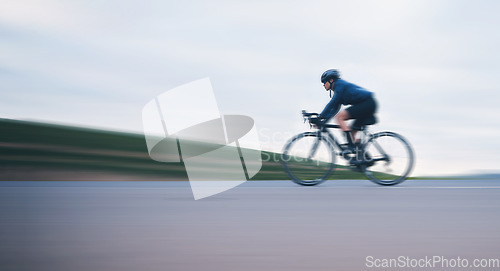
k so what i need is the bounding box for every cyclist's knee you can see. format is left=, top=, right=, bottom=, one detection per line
left=335, top=110, right=350, bottom=121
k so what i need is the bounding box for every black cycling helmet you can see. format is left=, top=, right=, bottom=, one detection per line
left=320, top=69, right=340, bottom=84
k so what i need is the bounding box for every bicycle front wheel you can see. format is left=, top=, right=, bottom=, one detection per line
left=362, top=132, right=414, bottom=186
left=281, top=132, right=336, bottom=186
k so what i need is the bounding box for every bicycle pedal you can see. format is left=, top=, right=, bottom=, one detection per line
left=349, top=159, right=367, bottom=166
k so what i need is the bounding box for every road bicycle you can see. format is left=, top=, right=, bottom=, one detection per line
left=281, top=110, right=414, bottom=186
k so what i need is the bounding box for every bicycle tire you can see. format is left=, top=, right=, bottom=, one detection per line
left=281, top=132, right=336, bottom=186
left=361, top=131, right=414, bottom=186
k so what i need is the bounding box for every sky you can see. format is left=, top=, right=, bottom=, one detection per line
left=1, top=0, right=500, bottom=176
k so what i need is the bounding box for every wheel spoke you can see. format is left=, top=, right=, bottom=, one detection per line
left=281, top=133, right=335, bottom=186
left=362, top=132, right=414, bottom=185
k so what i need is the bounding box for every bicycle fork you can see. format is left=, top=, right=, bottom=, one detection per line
left=307, top=134, right=321, bottom=160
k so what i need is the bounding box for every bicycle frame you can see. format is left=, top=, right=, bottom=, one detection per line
left=312, top=124, right=390, bottom=164
left=315, top=124, right=360, bottom=153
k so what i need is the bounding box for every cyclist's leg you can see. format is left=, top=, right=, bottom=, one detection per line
left=334, top=110, right=351, bottom=132
left=351, top=118, right=367, bottom=142
left=335, top=111, right=365, bottom=144
left=346, top=97, right=377, bottom=142
left=335, top=110, right=356, bottom=149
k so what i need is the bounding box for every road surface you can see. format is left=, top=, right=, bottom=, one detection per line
left=1, top=179, right=500, bottom=270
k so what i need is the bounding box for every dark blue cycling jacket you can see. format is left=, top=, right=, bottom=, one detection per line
left=319, top=78, right=373, bottom=120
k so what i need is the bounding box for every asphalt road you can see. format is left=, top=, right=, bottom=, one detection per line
left=1, top=179, right=500, bottom=271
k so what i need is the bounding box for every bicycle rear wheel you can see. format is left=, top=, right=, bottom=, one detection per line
left=281, top=132, right=336, bottom=186
left=362, top=132, right=414, bottom=185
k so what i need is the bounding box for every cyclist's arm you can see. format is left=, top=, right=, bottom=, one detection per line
left=319, top=88, right=343, bottom=121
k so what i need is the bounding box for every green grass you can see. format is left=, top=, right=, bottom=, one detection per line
left=0, top=118, right=188, bottom=180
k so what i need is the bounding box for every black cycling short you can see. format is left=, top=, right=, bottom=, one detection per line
left=346, top=95, right=377, bottom=130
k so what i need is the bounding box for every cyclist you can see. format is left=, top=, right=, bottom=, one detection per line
left=317, top=69, right=378, bottom=153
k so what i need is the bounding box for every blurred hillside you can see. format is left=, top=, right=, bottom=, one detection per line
left=0, top=118, right=367, bottom=181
